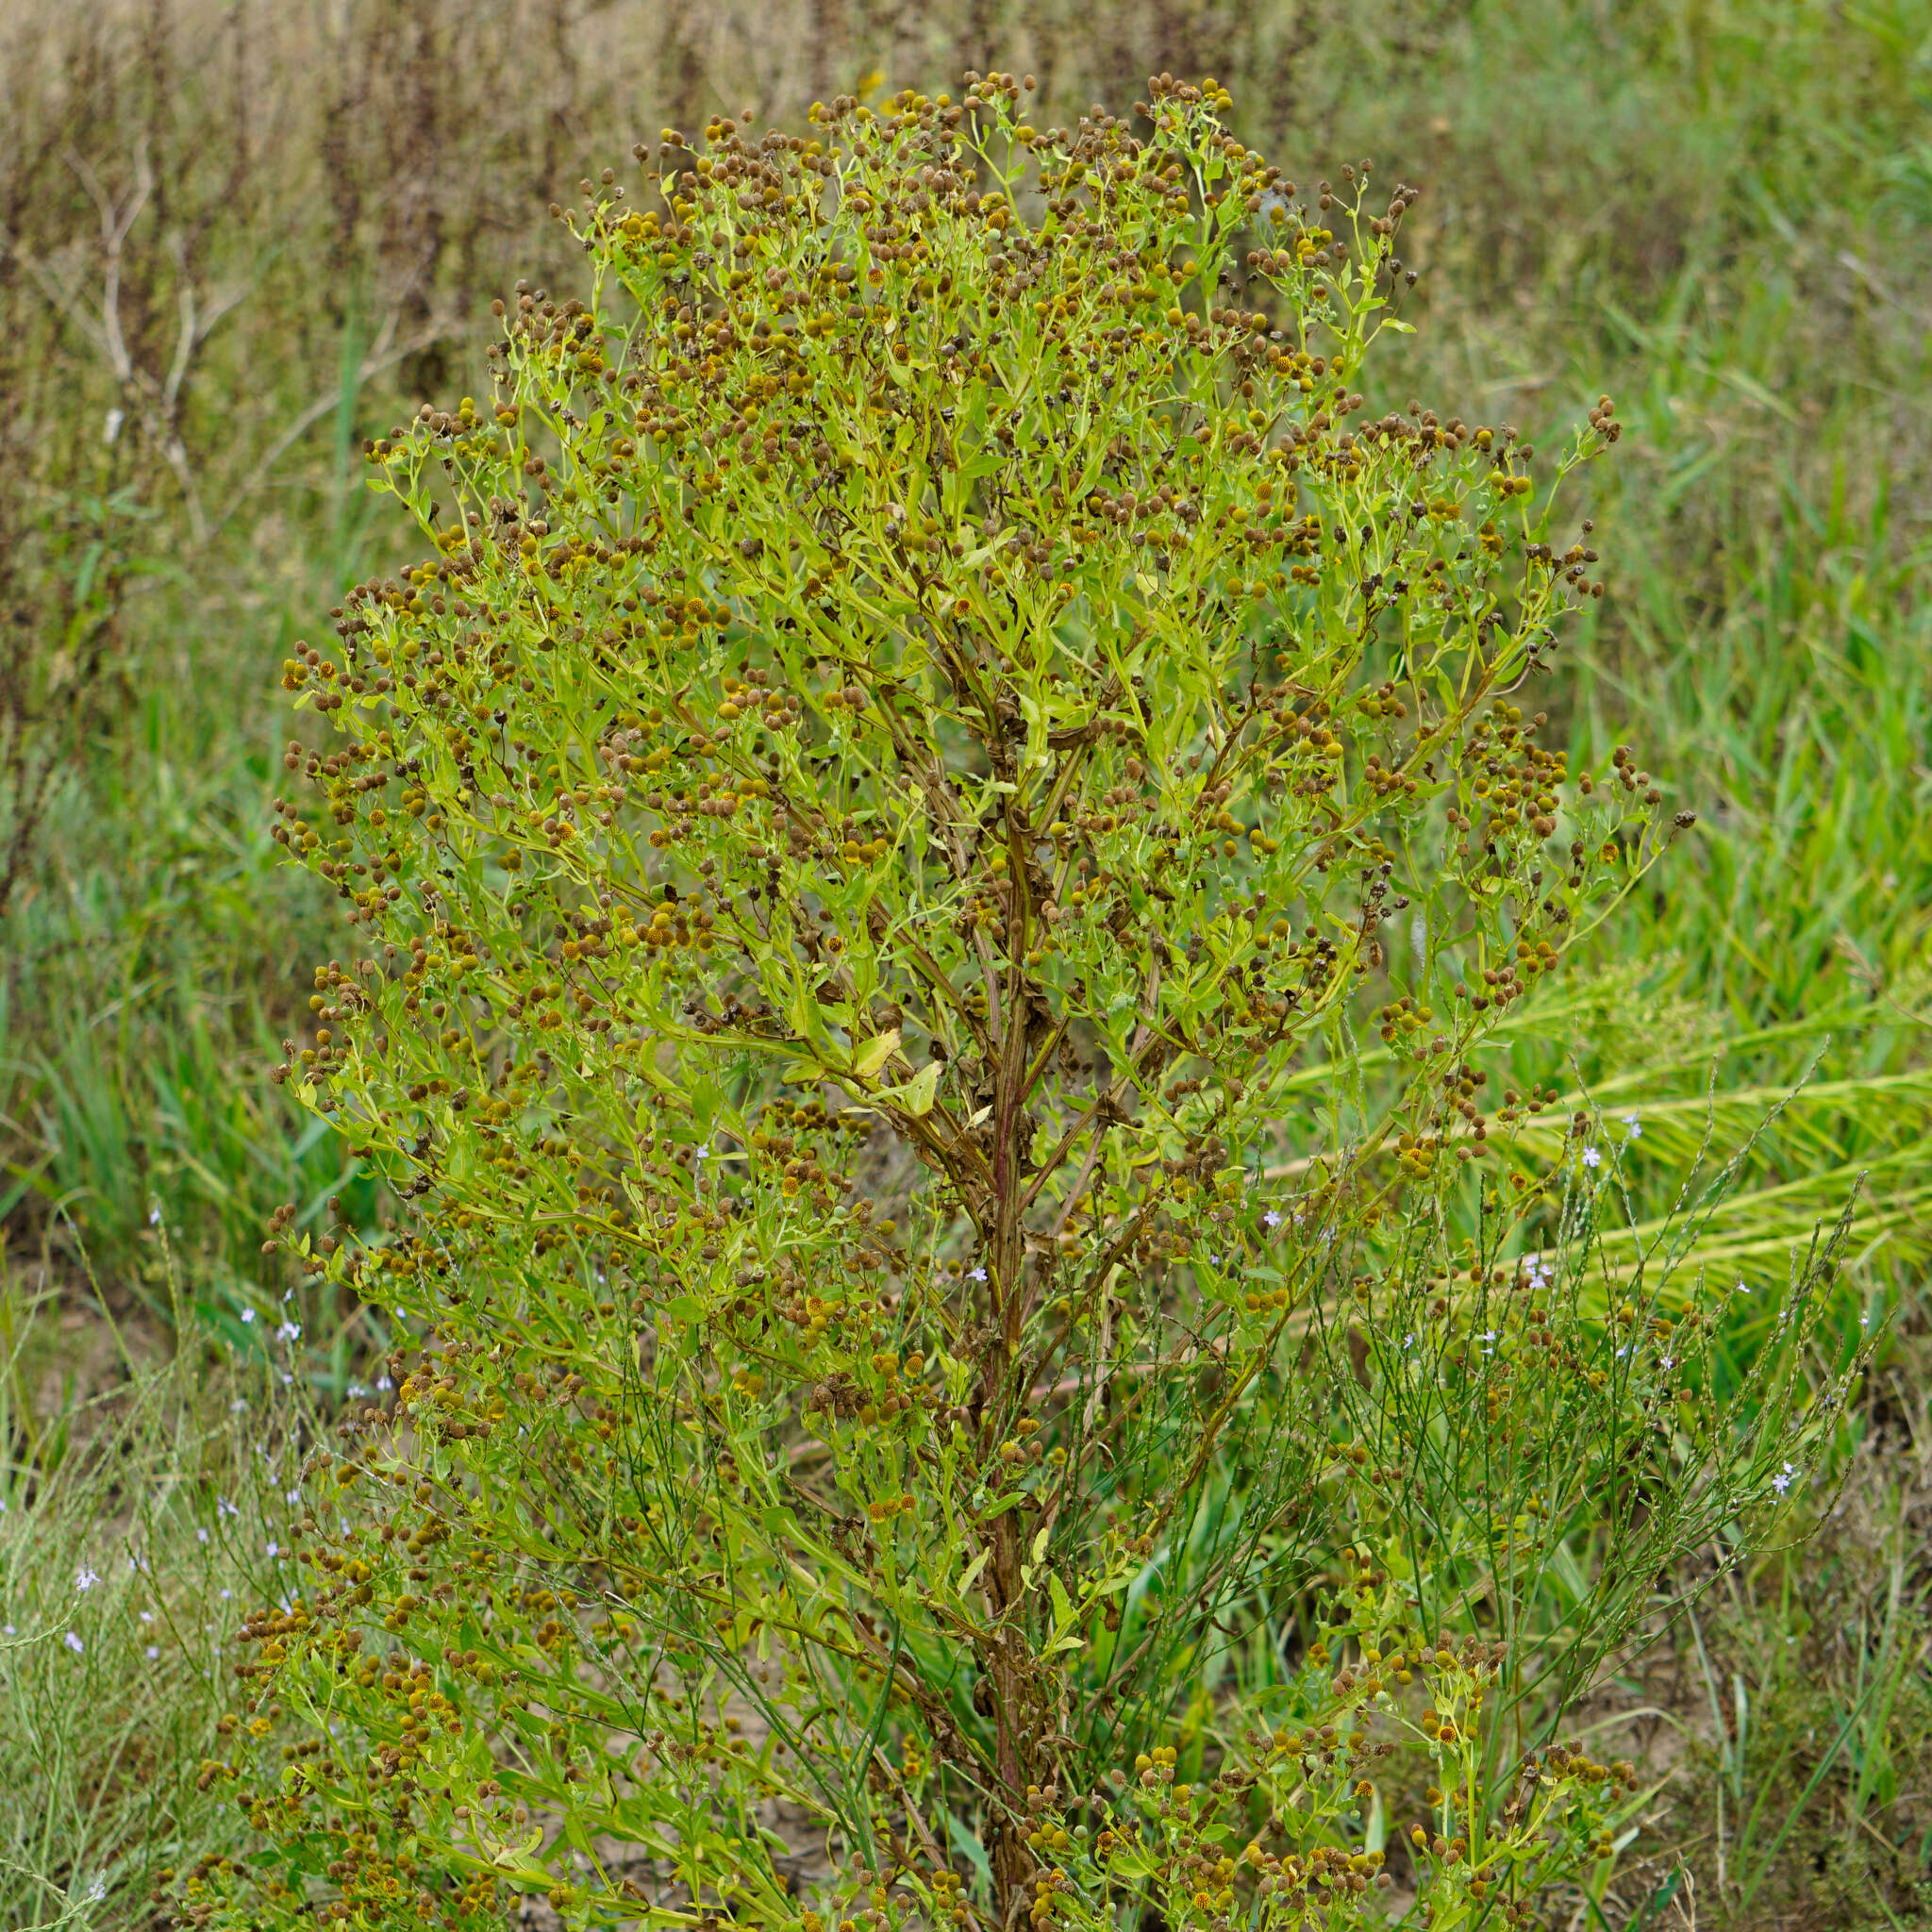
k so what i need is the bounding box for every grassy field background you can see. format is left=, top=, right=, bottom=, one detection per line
left=1, top=0, right=1928, bottom=1924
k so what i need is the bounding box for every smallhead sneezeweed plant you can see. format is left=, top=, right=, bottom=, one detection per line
left=194, top=72, right=1857, bottom=1932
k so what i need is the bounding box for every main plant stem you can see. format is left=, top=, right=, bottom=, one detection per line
left=979, top=839, right=1048, bottom=1921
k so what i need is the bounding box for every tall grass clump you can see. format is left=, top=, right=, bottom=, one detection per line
left=0, top=1270, right=308, bottom=1931
left=165, top=75, right=1869, bottom=1932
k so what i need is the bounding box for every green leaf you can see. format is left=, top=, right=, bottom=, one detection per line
left=851, top=1029, right=901, bottom=1079
left=941, top=1810, right=994, bottom=1893
left=1048, top=1570, right=1075, bottom=1632
left=876, top=1058, right=940, bottom=1117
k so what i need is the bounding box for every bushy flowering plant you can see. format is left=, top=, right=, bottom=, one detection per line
left=192, top=71, right=1856, bottom=1932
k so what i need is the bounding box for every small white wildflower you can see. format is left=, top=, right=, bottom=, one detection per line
left=1772, top=1459, right=1795, bottom=1496
left=375, top=1375, right=393, bottom=1391
left=140, top=1610, right=154, bottom=1624
left=86, top=1877, right=107, bottom=1905
left=1621, top=1112, right=1642, bottom=1138
left=145, top=1645, right=159, bottom=1660
left=64, top=1631, right=85, bottom=1654
left=75, top=1565, right=101, bottom=1591
left=148, top=1205, right=162, bottom=1227
left=266, top=1541, right=279, bottom=1559
left=969, top=1266, right=987, bottom=1282
left=1262, top=1209, right=1283, bottom=1228
left=1582, top=1145, right=1602, bottom=1169
left=241, top=1307, right=257, bottom=1324
left=196, top=1529, right=209, bottom=1544
left=277, top=1321, right=302, bottom=1343
left=219, top=1590, right=232, bottom=1601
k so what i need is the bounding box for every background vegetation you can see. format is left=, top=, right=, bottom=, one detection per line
left=0, top=0, right=1926, bottom=1926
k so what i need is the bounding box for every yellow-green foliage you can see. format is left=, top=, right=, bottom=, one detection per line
left=147, top=73, right=1862, bottom=1932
